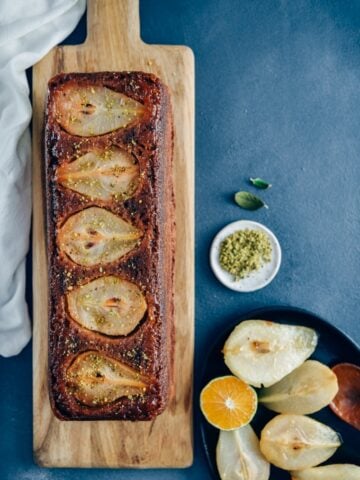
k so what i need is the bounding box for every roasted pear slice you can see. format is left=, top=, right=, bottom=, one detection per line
left=330, top=363, right=360, bottom=430
left=291, top=464, right=360, bottom=480
left=54, top=84, right=145, bottom=136
left=216, top=425, right=270, bottom=480
left=259, top=414, right=341, bottom=470
left=58, top=207, right=142, bottom=266
left=259, top=360, right=339, bottom=414
left=67, top=276, right=147, bottom=336
left=67, top=351, right=149, bottom=406
left=223, top=320, right=318, bottom=387
left=57, top=148, right=140, bottom=201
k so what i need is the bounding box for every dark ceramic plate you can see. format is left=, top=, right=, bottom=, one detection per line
left=200, top=306, right=360, bottom=480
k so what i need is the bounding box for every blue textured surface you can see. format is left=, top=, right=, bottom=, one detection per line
left=1, top=0, right=360, bottom=478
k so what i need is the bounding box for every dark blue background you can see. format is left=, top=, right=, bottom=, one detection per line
left=1, top=1, right=359, bottom=479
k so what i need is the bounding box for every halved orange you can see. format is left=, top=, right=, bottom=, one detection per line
left=200, top=375, right=258, bottom=430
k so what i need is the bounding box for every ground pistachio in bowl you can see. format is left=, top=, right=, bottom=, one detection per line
left=219, top=228, right=272, bottom=280
left=209, top=220, right=281, bottom=292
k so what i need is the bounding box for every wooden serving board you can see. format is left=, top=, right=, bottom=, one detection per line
left=32, top=0, right=194, bottom=468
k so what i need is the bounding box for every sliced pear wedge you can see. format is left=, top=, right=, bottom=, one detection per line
left=291, top=464, right=360, bottom=480
left=259, top=360, right=339, bottom=414
left=54, top=84, right=146, bottom=136
left=216, top=425, right=270, bottom=480
left=259, top=414, right=341, bottom=470
left=223, top=320, right=318, bottom=387
left=66, top=351, right=149, bottom=406
left=58, top=207, right=142, bottom=266
left=67, top=276, right=147, bottom=336
left=57, top=148, right=140, bottom=201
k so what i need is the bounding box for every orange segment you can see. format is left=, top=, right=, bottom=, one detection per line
left=200, top=375, right=258, bottom=430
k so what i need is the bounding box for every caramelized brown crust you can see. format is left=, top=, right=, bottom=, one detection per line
left=45, top=72, right=174, bottom=420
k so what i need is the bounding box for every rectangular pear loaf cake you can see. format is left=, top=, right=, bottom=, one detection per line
left=45, top=72, right=174, bottom=420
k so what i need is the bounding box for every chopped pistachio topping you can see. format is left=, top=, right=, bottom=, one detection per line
left=219, top=229, right=272, bottom=280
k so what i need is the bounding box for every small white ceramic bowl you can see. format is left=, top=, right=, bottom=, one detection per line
left=210, top=220, right=282, bottom=292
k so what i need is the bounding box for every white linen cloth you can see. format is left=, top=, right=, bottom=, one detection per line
left=0, top=0, right=86, bottom=357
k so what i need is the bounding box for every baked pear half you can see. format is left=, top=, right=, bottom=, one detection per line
left=54, top=84, right=146, bottom=136
left=291, top=464, right=360, bottom=480
left=67, top=276, right=147, bottom=336
left=57, top=147, right=140, bottom=201
left=223, top=320, right=318, bottom=387
left=260, top=414, right=341, bottom=470
left=259, top=360, right=339, bottom=414
left=58, top=207, right=142, bottom=266
left=216, top=425, right=270, bottom=480
left=66, top=351, right=149, bottom=406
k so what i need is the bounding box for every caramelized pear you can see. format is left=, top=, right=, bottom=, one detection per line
left=58, top=207, right=142, bottom=266
left=67, top=351, right=148, bottom=406
left=67, top=276, right=147, bottom=336
left=259, top=360, right=339, bottom=414
left=330, top=363, right=360, bottom=430
left=57, top=148, right=140, bottom=201
left=223, top=320, right=318, bottom=387
left=259, top=414, right=341, bottom=470
left=291, top=464, right=360, bottom=480
left=54, top=84, right=145, bottom=136
left=216, top=425, right=270, bottom=480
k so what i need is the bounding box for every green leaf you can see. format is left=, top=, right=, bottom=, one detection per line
left=234, top=191, right=268, bottom=210
left=250, top=177, right=272, bottom=189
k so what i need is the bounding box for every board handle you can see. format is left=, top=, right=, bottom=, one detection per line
left=85, top=0, right=141, bottom=48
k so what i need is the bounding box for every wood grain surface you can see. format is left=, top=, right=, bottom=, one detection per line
left=32, top=0, right=194, bottom=468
